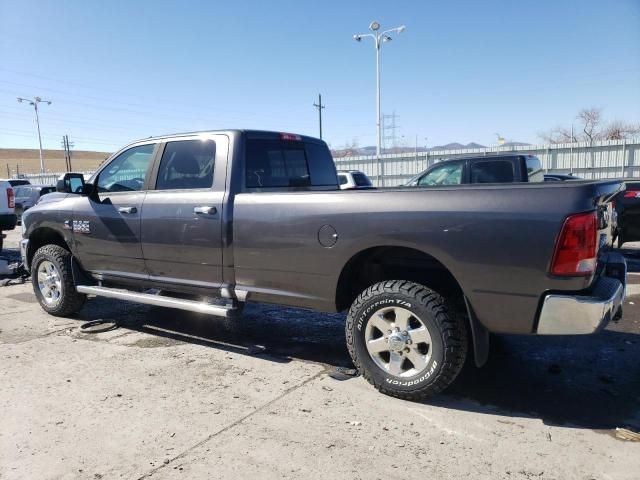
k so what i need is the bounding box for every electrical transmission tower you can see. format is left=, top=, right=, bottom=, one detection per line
left=382, top=112, right=400, bottom=152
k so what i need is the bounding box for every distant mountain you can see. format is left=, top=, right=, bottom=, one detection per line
left=331, top=140, right=532, bottom=157
left=430, top=142, right=485, bottom=150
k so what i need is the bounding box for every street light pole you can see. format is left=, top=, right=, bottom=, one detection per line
left=354, top=21, right=405, bottom=187
left=17, top=96, right=52, bottom=173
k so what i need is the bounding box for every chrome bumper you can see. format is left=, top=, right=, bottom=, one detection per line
left=537, top=253, right=626, bottom=335
left=20, top=238, right=29, bottom=272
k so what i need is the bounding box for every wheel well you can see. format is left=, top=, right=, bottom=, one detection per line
left=335, top=246, right=464, bottom=312
left=27, top=228, right=70, bottom=267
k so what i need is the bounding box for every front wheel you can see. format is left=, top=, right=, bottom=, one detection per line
left=346, top=280, right=468, bottom=400
left=31, top=244, right=86, bottom=316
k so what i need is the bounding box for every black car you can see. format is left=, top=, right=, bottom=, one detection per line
left=613, top=181, right=640, bottom=247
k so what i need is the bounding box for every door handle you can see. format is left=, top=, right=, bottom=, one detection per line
left=118, top=206, right=137, bottom=214
left=193, top=206, right=217, bottom=215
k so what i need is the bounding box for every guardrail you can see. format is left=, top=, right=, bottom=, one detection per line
left=334, top=139, right=640, bottom=186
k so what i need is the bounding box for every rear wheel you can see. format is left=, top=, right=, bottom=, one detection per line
left=31, top=244, right=86, bottom=316
left=346, top=280, right=468, bottom=400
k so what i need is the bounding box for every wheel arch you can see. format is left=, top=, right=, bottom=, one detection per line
left=335, top=245, right=489, bottom=367
left=27, top=227, right=71, bottom=269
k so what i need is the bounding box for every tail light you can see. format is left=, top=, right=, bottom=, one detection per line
left=550, top=211, right=597, bottom=276
left=624, top=191, right=640, bottom=198
left=7, top=187, right=14, bottom=209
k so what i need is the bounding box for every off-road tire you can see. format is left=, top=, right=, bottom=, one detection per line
left=31, top=244, right=86, bottom=316
left=346, top=280, right=468, bottom=400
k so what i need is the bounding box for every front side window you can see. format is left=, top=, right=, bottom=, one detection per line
left=97, top=144, right=154, bottom=192
left=155, top=139, right=216, bottom=190
left=338, top=174, right=348, bottom=185
left=470, top=160, right=515, bottom=183
left=417, top=162, right=463, bottom=186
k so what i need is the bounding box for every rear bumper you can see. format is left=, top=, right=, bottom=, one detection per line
left=537, top=252, right=626, bottom=335
left=0, top=213, right=17, bottom=231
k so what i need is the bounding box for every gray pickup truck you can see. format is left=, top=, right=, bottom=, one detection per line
left=20, top=130, right=627, bottom=399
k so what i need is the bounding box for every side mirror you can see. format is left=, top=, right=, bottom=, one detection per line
left=56, top=173, right=86, bottom=194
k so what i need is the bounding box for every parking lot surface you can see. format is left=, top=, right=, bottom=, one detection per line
left=1, top=229, right=638, bottom=479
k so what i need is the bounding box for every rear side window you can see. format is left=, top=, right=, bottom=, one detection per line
left=352, top=172, right=372, bottom=187
left=526, top=156, right=544, bottom=182
left=245, top=139, right=337, bottom=188
left=155, top=139, right=215, bottom=190
left=471, top=160, right=515, bottom=183
left=40, top=187, right=56, bottom=196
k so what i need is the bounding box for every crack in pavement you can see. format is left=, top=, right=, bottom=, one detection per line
left=136, top=369, right=326, bottom=479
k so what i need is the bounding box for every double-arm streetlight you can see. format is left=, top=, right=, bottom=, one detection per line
left=354, top=21, right=405, bottom=186
left=17, top=96, right=52, bottom=173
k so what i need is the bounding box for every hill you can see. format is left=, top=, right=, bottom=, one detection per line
left=0, top=148, right=112, bottom=176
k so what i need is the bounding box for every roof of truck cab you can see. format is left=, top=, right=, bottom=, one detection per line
left=126, top=129, right=324, bottom=145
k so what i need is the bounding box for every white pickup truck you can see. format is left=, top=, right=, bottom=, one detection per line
left=0, top=180, right=17, bottom=250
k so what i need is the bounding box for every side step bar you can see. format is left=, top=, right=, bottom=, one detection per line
left=76, top=285, right=234, bottom=318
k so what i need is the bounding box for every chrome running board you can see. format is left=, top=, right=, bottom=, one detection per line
left=76, top=285, right=234, bottom=318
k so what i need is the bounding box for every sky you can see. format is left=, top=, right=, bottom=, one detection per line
left=0, top=0, right=639, bottom=156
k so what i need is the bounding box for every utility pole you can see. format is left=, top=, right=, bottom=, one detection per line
left=313, top=94, right=325, bottom=140
left=17, top=96, right=52, bottom=173
left=61, top=135, right=74, bottom=172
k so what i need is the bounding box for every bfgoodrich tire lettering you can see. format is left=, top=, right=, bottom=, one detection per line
left=31, top=244, right=86, bottom=317
left=346, top=280, right=468, bottom=400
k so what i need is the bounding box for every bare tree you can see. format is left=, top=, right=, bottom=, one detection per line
left=602, top=120, right=640, bottom=140
left=538, top=126, right=575, bottom=144
left=576, top=107, right=602, bottom=144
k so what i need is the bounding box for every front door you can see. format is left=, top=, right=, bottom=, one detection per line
left=140, top=135, right=227, bottom=288
left=72, top=143, right=157, bottom=277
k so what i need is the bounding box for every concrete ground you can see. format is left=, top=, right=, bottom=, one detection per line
left=0, top=229, right=638, bottom=480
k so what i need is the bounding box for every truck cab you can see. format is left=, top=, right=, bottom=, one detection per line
left=405, top=154, right=544, bottom=186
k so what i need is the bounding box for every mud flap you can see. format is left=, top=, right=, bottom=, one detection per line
left=464, top=296, right=490, bottom=368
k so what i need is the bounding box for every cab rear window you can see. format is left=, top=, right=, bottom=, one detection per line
left=245, top=138, right=337, bottom=188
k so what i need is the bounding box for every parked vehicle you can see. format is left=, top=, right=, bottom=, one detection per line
left=544, top=173, right=581, bottom=182
left=14, top=185, right=56, bottom=222
left=405, top=154, right=544, bottom=186
left=20, top=130, right=626, bottom=399
left=0, top=180, right=17, bottom=251
left=337, top=170, right=374, bottom=190
left=613, top=181, right=640, bottom=247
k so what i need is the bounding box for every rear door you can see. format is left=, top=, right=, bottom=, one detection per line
left=469, top=158, right=519, bottom=183
left=140, top=134, right=228, bottom=288
left=72, top=143, right=157, bottom=277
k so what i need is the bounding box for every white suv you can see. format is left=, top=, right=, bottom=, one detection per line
left=337, top=170, right=374, bottom=190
